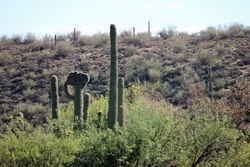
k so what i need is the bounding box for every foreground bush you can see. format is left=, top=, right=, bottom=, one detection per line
left=0, top=89, right=249, bottom=166
left=0, top=127, right=80, bottom=166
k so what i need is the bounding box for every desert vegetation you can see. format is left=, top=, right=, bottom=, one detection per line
left=0, top=23, right=250, bottom=166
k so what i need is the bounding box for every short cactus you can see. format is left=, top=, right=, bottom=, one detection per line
left=64, top=71, right=90, bottom=121
left=83, top=93, right=91, bottom=124
left=51, top=75, right=60, bottom=119
left=108, top=24, right=118, bottom=129
left=118, top=77, right=124, bottom=127
left=97, top=111, right=103, bottom=129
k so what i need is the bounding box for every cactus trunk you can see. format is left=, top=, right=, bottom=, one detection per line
left=83, top=93, right=90, bottom=124
left=51, top=75, right=59, bottom=119
left=118, top=77, right=124, bottom=127
left=108, top=24, right=118, bottom=129
left=73, top=85, right=83, bottom=121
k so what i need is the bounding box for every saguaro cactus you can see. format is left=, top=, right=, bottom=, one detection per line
left=83, top=93, right=91, bottom=124
left=97, top=111, right=103, bottom=129
left=64, top=71, right=90, bottom=121
left=51, top=75, right=60, bottom=119
left=118, top=77, right=124, bottom=127
left=108, top=24, right=118, bottom=129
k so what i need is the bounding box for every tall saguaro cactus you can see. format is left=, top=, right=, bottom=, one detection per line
left=118, top=77, right=124, bottom=127
left=51, top=75, right=60, bottom=119
left=64, top=71, right=90, bottom=121
left=108, top=24, right=118, bottom=129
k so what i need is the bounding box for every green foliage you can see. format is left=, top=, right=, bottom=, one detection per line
left=23, top=87, right=36, bottom=99
left=227, top=23, right=245, bottom=38
left=179, top=111, right=240, bottom=166
left=125, top=55, right=163, bottom=84
left=88, top=95, right=108, bottom=128
left=125, top=44, right=139, bottom=56
left=14, top=102, right=49, bottom=125
left=158, top=25, right=177, bottom=40
left=199, top=26, right=217, bottom=40
left=0, top=86, right=249, bottom=166
left=92, top=32, right=109, bottom=48
left=23, top=33, right=37, bottom=44
left=55, top=41, right=75, bottom=58
left=0, top=52, right=13, bottom=66
left=0, top=127, right=80, bottom=166
left=11, top=34, right=22, bottom=44
left=172, top=40, right=187, bottom=53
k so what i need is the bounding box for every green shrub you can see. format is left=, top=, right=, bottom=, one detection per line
left=75, top=94, right=179, bottom=166
left=92, top=32, right=109, bottom=48
left=11, top=34, right=22, bottom=44
left=22, top=78, right=36, bottom=89
left=215, top=44, right=226, bottom=55
left=0, top=127, right=80, bottom=166
left=227, top=23, right=245, bottom=38
left=23, top=32, right=37, bottom=44
left=179, top=110, right=241, bottom=166
left=172, top=40, right=187, bottom=53
left=0, top=52, right=13, bottom=66
left=78, top=35, right=94, bottom=46
left=125, top=44, right=139, bottom=56
left=196, top=50, right=213, bottom=66
left=55, top=42, right=75, bottom=58
left=0, top=86, right=249, bottom=166
left=158, top=26, right=177, bottom=40
left=27, top=40, right=44, bottom=51
left=56, top=34, right=68, bottom=41
left=23, top=87, right=36, bottom=99
left=199, top=26, right=217, bottom=40
left=148, top=68, right=162, bottom=82
left=124, top=55, right=147, bottom=82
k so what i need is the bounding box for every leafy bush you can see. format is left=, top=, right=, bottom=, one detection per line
left=23, top=32, right=37, bottom=44
left=11, top=34, right=22, bottom=44
left=158, top=26, right=177, bottom=40
left=172, top=40, right=187, bottom=53
left=0, top=52, right=13, bottom=66
left=0, top=127, right=80, bottom=166
left=27, top=40, right=44, bottom=52
left=92, top=32, right=109, bottom=48
left=124, top=44, right=139, bottom=56
left=0, top=87, right=249, bottom=166
left=227, top=23, right=245, bottom=38
left=199, top=26, right=217, bottom=40
left=55, top=42, right=75, bottom=58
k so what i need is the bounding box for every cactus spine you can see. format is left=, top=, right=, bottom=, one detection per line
left=108, top=24, right=118, bottom=129
left=51, top=75, right=60, bottom=119
left=64, top=71, right=90, bottom=121
left=118, top=77, right=124, bottom=127
left=83, top=93, right=91, bottom=124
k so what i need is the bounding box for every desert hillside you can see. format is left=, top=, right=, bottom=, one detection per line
left=1, top=24, right=250, bottom=123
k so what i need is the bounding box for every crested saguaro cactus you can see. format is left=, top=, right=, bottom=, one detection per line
left=51, top=75, right=60, bottom=119
left=108, top=24, right=118, bottom=129
left=118, top=77, right=124, bottom=127
left=64, top=71, right=90, bottom=121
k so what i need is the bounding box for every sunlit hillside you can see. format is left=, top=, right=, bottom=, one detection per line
left=0, top=23, right=250, bottom=166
